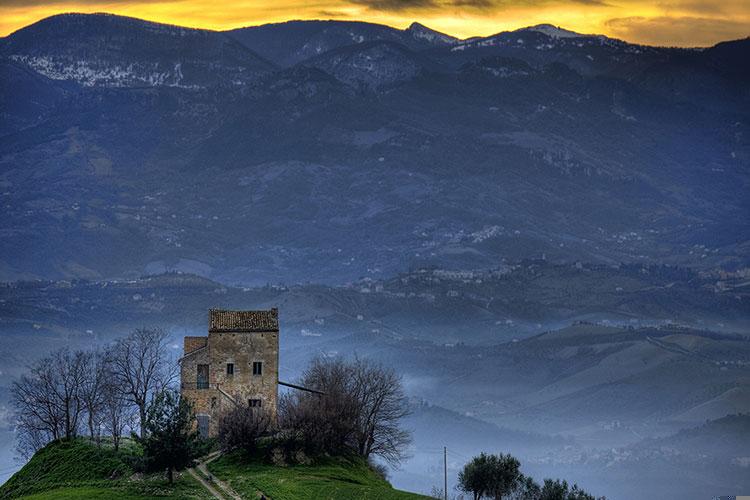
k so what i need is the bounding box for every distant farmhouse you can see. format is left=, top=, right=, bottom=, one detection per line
left=180, top=308, right=279, bottom=437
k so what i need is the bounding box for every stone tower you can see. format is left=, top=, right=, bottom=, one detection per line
left=180, top=308, right=279, bottom=437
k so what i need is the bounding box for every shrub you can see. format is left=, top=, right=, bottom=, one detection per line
left=217, top=405, right=271, bottom=456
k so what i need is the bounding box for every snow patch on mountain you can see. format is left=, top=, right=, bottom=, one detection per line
left=527, top=24, right=583, bottom=39
left=405, top=22, right=457, bottom=45
left=480, top=65, right=530, bottom=78
left=9, top=55, right=201, bottom=88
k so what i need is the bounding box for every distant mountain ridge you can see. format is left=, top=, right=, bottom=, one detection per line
left=0, top=13, right=748, bottom=284
left=1, top=13, right=275, bottom=88
left=226, top=18, right=458, bottom=68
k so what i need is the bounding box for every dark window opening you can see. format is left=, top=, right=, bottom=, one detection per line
left=252, top=361, right=263, bottom=376
left=197, top=364, right=209, bottom=389
left=226, top=363, right=234, bottom=375
left=197, top=415, right=209, bottom=438
left=248, top=399, right=262, bottom=408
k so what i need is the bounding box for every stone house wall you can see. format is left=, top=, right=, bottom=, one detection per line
left=180, top=309, right=279, bottom=438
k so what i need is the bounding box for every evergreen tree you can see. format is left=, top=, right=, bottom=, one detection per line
left=137, top=390, right=202, bottom=483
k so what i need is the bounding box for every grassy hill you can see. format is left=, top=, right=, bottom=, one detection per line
left=0, top=439, right=210, bottom=499
left=207, top=453, right=427, bottom=499
left=0, top=439, right=428, bottom=499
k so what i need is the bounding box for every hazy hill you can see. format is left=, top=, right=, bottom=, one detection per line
left=0, top=13, right=747, bottom=284
left=558, top=414, right=750, bottom=500
left=1, top=263, right=746, bottom=359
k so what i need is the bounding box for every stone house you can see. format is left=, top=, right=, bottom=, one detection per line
left=180, top=308, right=279, bottom=437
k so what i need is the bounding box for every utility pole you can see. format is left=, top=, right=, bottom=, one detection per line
left=444, top=446, right=447, bottom=500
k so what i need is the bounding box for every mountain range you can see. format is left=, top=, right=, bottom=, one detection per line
left=1, top=13, right=748, bottom=285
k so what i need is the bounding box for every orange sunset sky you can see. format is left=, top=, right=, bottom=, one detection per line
left=1, top=0, right=749, bottom=46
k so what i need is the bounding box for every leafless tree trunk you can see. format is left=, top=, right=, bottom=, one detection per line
left=41, top=349, right=86, bottom=440
left=108, top=328, right=175, bottom=438
left=100, top=354, right=136, bottom=451
left=79, top=349, right=108, bottom=442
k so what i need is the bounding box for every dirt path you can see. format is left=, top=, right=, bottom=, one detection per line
left=188, top=451, right=242, bottom=500
left=186, top=466, right=225, bottom=500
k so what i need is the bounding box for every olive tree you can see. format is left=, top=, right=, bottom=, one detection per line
left=458, top=452, right=522, bottom=500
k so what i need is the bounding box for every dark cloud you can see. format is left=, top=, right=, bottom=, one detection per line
left=450, top=0, right=610, bottom=9
left=0, top=0, right=174, bottom=7
left=605, top=15, right=750, bottom=46
left=449, top=0, right=496, bottom=8
left=317, top=9, right=351, bottom=17
left=351, top=0, right=608, bottom=12
left=349, top=0, right=438, bottom=11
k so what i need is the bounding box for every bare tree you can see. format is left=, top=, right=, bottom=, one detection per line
left=100, top=369, right=136, bottom=452
left=217, top=405, right=272, bottom=455
left=350, top=357, right=411, bottom=465
left=96, top=351, right=137, bottom=451
left=12, top=374, right=62, bottom=458
left=11, top=348, right=87, bottom=455
left=78, top=349, right=108, bottom=442
left=43, top=349, right=86, bottom=440
left=280, top=356, right=411, bottom=465
left=279, top=359, right=359, bottom=456
left=109, top=328, right=175, bottom=438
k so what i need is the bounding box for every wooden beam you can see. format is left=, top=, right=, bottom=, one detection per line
left=278, top=380, right=326, bottom=395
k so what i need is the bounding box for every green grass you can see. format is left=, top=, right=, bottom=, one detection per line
left=208, top=452, right=429, bottom=500
left=1, top=438, right=429, bottom=499
left=0, top=438, right=210, bottom=499
left=16, top=477, right=209, bottom=500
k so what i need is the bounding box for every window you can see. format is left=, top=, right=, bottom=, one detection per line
left=197, top=364, right=209, bottom=389
left=248, top=399, right=262, bottom=408
left=252, top=361, right=263, bottom=376
left=211, top=397, right=217, bottom=409
left=197, top=415, right=210, bottom=438
left=226, top=363, right=234, bottom=376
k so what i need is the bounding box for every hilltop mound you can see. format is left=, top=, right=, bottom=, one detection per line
left=0, top=438, right=427, bottom=499
left=0, top=439, right=130, bottom=498
left=0, top=438, right=206, bottom=499
left=208, top=452, right=427, bottom=499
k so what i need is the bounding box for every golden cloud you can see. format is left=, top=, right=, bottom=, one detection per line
left=1, top=0, right=748, bottom=46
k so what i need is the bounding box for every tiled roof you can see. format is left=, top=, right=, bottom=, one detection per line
left=209, top=308, right=278, bottom=332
